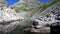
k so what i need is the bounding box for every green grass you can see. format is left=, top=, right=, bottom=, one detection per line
left=15, top=8, right=20, bottom=13
left=8, top=0, right=60, bottom=34
left=31, top=0, right=60, bottom=16
left=15, top=0, right=60, bottom=13
left=38, top=0, right=60, bottom=14
left=15, top=3, right=33, bottom=13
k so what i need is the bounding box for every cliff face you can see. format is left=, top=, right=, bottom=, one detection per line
left=31, top=2, right=60, bottom=26
left=14, top=0, right=41, bottom=12
left=0, top=0, right=59, bottom=33
left=0, top=6, right=23, bottom=32
left=23, top=1, right=60, bottom=34
left=0, top=0, right=30, bottom=32
left=0, top=0, right=40, bottom=32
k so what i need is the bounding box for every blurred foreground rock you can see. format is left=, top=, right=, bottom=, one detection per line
left=23, top=27, right=50, bottom=34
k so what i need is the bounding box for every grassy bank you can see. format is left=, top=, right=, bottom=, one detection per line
left=31, top=0, right=60, bottom=16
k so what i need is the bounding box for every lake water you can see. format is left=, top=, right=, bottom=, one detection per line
left=6, top=0, right=19, bottom=6
left=39, top=0, right=52, bottom=3
left=5, top=0, right=52, bottom=6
